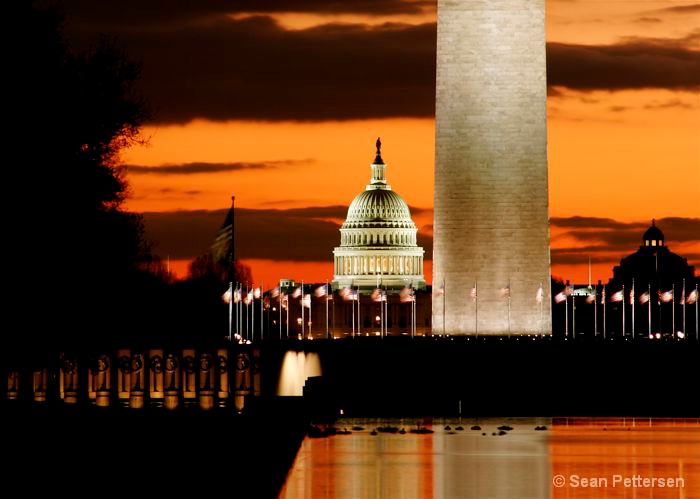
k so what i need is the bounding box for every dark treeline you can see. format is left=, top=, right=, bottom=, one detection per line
left=5, top=2, right=245, bottom=354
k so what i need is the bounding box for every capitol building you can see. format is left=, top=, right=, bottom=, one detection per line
left=332, top=139, right=426, bottom=292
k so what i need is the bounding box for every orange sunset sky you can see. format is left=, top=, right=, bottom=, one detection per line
left=63, top=0, right=699, bottom=287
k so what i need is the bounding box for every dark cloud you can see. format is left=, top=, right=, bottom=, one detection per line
left=634, top=17, right=662, bottom=24
left=235, top=0, right=434, bottom=14
left=550, top=217, right=700, bottom=267
left=159, top=187, right=201, bottom=195
left=142, top=205, right=432, bottom=262
left=550, top=216, right=642, bottom=230
left=59, top=2, right=699, bottom=122
left=142, top=206, right=344, bottom=260
left=651, top=4, right=700, bottom=15
left=547, top=39, right=700, bottom=92
left=643, top=98, right=696, bottom=110
left=125, top=159, right=308, bottom=175
left=63, top=12, right=436, bottom=123
left=61, top=0, right=433, bottom=27
left=142, top=208, right=697, bottom=272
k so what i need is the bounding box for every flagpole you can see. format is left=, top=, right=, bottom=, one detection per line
left=672, top=283, right=675, bottom=338
left=378, top=277, right=383, bottom=339
left=301, top=280, right=305, bottom=339
left=411, top=287, right=415, bottom=339
left=648, top=283, right=651, bottom=338
left=351, top=284, right=355, bottom=338
left=351, top=288, right=355, bottom=338
left=540, top=282, right=544, bottom=337
left=383, top=288, right=387, bottom=339
left=695, top=284, right=700, bottom=341
left=381, top=284, right=385, bottom=339
left=442, top=279, right=446, bottom=336
left=261, top=281, right=264, bottom=341
left=326, top=281, right=329, bottom=340
left=622, top=284, right=625, bottom=339
left=507, top=279, right=511, bottom=338
left=565, top=283, right=569, bottom=339
left=631, top=278, right=635, bottom=340
left=603, top=285, right=607, bottom=340
left=279, top=280, right=283, bottom=340
left=411, top=289, right=418, bottom=338
left=682, top=278, right=686, bottom=339
left=594, top=281, right=598, bottom=338
left=572, top=284, right=576, bottom=340
left=309, top=284, right=312, bottom=340
left=475, top=281, right=479, bottom=339
left=357, top=284, right=362, bottom=335
left=228, top=282, right=233, bottom=341
left=230, top=195, right=235, bottom=272
left=286, top=291, right=289, bottom=339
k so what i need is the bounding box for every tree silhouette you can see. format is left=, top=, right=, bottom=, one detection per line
left=7, top=2, right=153, bottom=350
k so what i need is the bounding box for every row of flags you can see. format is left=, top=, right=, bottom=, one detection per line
left=222, top=286, right=262, bottom=305
left=553, top=287, right=698, bottom=305
left=224, top=283, right=698, bottom=306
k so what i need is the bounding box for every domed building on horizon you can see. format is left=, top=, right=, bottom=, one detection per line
left=607, top=219, right=697, bottom=337
left=332, top=139, right=426, bottom=292
left=609, top=219, right=696, bottom=290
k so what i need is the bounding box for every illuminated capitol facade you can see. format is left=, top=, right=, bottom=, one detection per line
left=332, top=139, right=426, bottom=291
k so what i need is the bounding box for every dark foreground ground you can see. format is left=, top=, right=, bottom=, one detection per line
left=3, top=337, right=698, bottom=497
left=261, top=337, right=700, bottom=419
left=2, top=397, right=307, bottom=498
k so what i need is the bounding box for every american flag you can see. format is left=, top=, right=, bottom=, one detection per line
left=302, top=294, right=311, bottom=308
left=658, top=290, right=673, bottom=303
left=610, top=290, right=624, bottom=302
left=340, top=287, right=357, bottom=301
left=638, top=291, right=650, bottom=304
left=687, top=289, right=698, bottom=305
left=554, top=291, right=567, bottom=304
left=400, top=287, right=414, bottom=303
left=222, top=286, right=233, bottom=304
left=536, top=285, right=543, bottom=304
left=470, top=284, right=477, bottom=301
left=314, top=285, right=328, bottom=298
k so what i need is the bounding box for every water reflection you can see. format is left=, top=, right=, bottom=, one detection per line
left=551, top=418, right=700, bottom=499
left=280, top=418, right=700, bottom=499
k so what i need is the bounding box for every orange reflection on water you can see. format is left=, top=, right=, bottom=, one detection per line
left=551, top=418, right=700, bottom=499
left=281, top=428, right=433, bottom=498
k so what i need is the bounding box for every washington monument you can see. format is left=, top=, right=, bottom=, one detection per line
left=433, top=1, right=552, bottom=335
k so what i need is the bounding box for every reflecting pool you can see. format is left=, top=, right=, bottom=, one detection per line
left=280, top=418, right=700, bottom=498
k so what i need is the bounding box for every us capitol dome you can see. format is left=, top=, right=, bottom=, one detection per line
left=332, top=139, right=426, bottom=291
